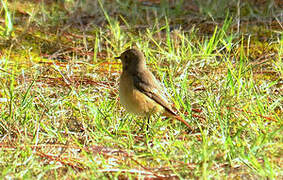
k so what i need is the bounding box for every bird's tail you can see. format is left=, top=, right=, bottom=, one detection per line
left=174, top=115, right=194, bottom=131
left=164, top=111, right=193, bottom=131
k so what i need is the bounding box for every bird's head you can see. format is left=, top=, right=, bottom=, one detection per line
left=115, top=48, right=146, bottom=72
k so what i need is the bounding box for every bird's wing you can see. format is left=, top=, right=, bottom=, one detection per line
left=132, top=70, right=177, bottom=116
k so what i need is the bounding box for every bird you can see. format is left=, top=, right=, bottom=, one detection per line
left=115, top=48, right=193, bottom=131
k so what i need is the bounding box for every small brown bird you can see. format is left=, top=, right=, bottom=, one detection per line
left=115, top=48, right=192, bottom=130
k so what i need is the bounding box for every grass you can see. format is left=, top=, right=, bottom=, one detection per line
left=0, top=0, right=282, bottom=179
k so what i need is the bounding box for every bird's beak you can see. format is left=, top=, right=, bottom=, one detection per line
left=115, top=56, right=121, bottom=60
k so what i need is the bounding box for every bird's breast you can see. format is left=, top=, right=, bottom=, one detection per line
left=119, top=72, right=164, bottom=115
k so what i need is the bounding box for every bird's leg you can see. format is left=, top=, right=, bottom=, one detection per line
left=146, top=115, right=150, bottom=132
left=140, top=114, right=150, bottom=132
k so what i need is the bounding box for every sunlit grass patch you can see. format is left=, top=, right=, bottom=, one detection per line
left=0, top=0, right=282, bottom=179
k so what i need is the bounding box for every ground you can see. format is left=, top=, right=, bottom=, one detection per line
left=0, top=0, right=282, bottom=179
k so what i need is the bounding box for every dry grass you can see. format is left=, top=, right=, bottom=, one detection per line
left=0, top=0, right=282, bottom=179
